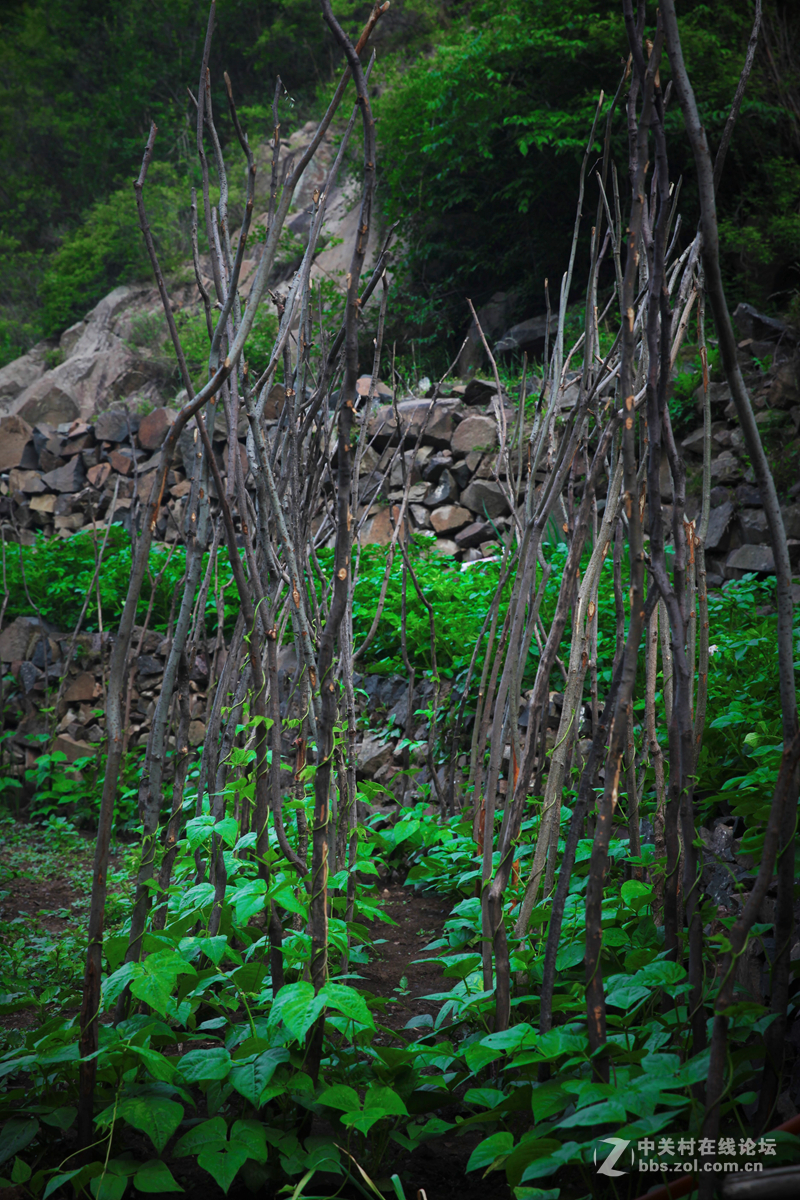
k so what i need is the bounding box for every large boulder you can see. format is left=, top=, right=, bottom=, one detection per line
left=366, top=399, right=455, bottom=450
left=726, top=544, right=775, bottom=576
left=138, top=406, right=176, bottom=451
left=494, top=313, right=558, bottom=357
left=451, top=414, right=498, bottom=455
left=704, top=500, right=734, bottom=552
left=429, top=504, right=472, bottom=534
left=460, top=478, right=510, bottom=519
left=0, top=347, right=50, bottom=411
left=0, top=415, right=34, bottom=472
left=9, top=285, right=154, bottom=425
left=18, top=381, right=80, bottom=427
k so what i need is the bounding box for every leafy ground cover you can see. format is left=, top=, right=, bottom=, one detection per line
left=1, top=568, right=798, bottom=1197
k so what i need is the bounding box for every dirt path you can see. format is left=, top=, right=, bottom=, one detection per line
left=362, top=884, right=454, bottom=1035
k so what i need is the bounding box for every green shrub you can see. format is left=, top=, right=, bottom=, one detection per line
left=39, top=163, right=191, bottom=336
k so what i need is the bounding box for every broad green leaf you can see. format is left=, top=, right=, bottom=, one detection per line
left=364, top=1086, right=407, bottom=1115
left=559, top=1098, right=627, bottom=1127
left=270, top=982, right=321, bottom=1041
left=44, top=1168, right=86, bottom=1199
left=230, top=1121, right=268, bottom=1165
left=342, top=1110, right=387, bottom=1135
left=128, top=1045, right=175, bottom=1083
left=636, top=961, right=687, bottom=987
left=11, top=1157, right=32, bottom=1183
left=231, top=880, right=267, bottom=924
left=604, top=984, right=651, bottom=1009
left=185, top=816, right=215, bottom=851
left=620, top=880, right=652, bottom=907
left=197, top=1145, right=248, bottom=1195
left=318, top=1085, right=361, bottom=1113
left=178, top=1047, right=231, bottom=1084
left=229, top=1049, right=289, bottom=1107
left=173, top=1117, right=227, bottom=1158
left=129, top=951, right=196, bottom=1018
left=215, top=816, right=239, bottom=847
left=554, top=942, right=584, bottom=971
left=467, top=1131, right=514, bottom=1173
left=41, top=1107, right=77, bottom=1131
left=116, top=1097, right=183, bottom=1155
left=318, top=983, right=374, bottom=1028
left=201, top=936, right=230, bottom=968
left=90, top=1173, right=127, bottom=1200
left=0, top=1117, right=39, bottom=1166
left=133, top=1160, right=183, bottom=1193
left=178, top=882, right=215, bottom=912
left=504, top=1138, right=562, bottom=1189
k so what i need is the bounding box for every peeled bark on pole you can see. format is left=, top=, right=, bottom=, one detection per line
left=306, top=0, right=379, bottom=1081
left=660, top=0, right=800, bottom=1177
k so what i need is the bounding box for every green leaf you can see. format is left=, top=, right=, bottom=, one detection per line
left=197, top=1145, right=248, bottom=1195
left=229, top=1049, right=289, bottom=1107
left=44, top=1168, right=87, bottom=1199
left=318, top=983, right=374, bottom=1029
left=230, top=1121, right=268, bottom=1165
left=504, top=1139, right=562, bottom=1189
left=467, top=1131, right=514, bottom=1173
left=116, top=1098, right=184, bottom=1155
left=620, top=880, right=652, bottom=907
left=554, top=942, right=584, bottom=971
left=559, top=1098, right=627, bottom=1126
left=201, top=936, right=230, bottom=968
left=90, top=1173, right=127, bottom=1200
left=604, top=984, right=650, bottom=1009
left=215, top=816, right=239, bottom=847
left=269, top=982, right=321, bottom=1041
left=364, top=1086, right=407, bottom=1115
left=178, top=1048, right=231, bottom=1084
left=318, top=1085, right=361, bottom=1113
left=133, top=1160, right=183, bottom=1193
left=173, top=1118, right=227, bottom=1158
left=0, top=1118, right=38, bottom=1166
left=41, top=1107, right=77, bottom=1131
left=11, top=1157, right=32, bottom=1184
left=129, top=951, right=196, bottom=1017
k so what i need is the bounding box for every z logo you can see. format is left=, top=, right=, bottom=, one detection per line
left=594, top=1137, right=630, bottom=1177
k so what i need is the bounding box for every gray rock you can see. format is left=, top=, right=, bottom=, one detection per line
left=18, top=381, right=80, bottom=427
left=704, top=500, right=734, bottom=552
left=782, top=503, right=800, bottom=540
left=460, top=478, right=510, bottom=519
left=740, top=507, right=768, bottom=544
left=736, top=484, right=762, bottom=507
left=422, top=451, right=453, bottom=483
left=423, top=469, right=458, bottom=508
left=356, top=735, right=394, bottom=777
left=457, top=291, right=517, bottom=376
left=710, top=451, right=743, bottom=483
left=429, top=504, right=472, bottom=534
left=0, top=415, right=34, bottom=473
left=9, top=468, right=46, bottom=494
left=451, top=414, right=498, bottom=455
left=137, top=654, right=163, bottom=676
left=462, top=378, right=499, bottom=406
left=726, top=544, right=775, bottom=575
left=455, top=520, right=492, bottom=548
left=41, top=457, right=85, bottom=493
left=0, top=617, right=40, bottom=662
left=409, top=504, right=431, bottom=529
left=733, top=302, right=796, bottom=345
left=95, top=409, right=134, bottom=442
left=494, top=313, right=558, bottom=357
left=0, top=348, right=48, bottom=407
